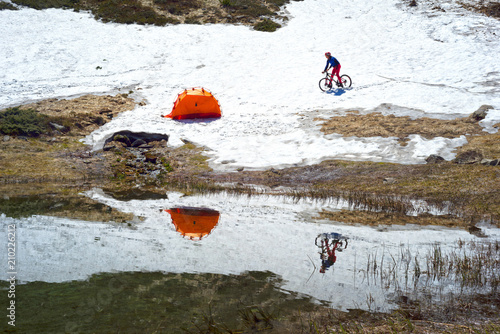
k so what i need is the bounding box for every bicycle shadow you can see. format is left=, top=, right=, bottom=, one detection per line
left=325, top=88, right=347, bottom=96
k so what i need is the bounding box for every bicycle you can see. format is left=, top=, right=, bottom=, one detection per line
left=319, top=71, right=352, bottom=91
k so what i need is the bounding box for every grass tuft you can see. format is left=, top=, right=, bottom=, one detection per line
left=253, top=18, right=281, bottom=31
left=0, top=107, right=72, bottom=137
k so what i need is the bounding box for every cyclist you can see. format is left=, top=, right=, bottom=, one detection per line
left=322, top=52, right=342, bottom=88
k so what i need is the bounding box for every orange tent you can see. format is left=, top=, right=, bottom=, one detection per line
left=163, top=87, right=221, bottom=120
left=166, top=207, right=220, bottom=240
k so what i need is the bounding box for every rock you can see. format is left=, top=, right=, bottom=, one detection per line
left=453, top=150, right=483, bottom=164
left=425, top=154, right=445, bottom=164
left=181, top=138, right=194, bottom=145
left=92, top=116, right=106, bottom=126
left=104, top=131, right=169, bottom=148
left=482, top=159, right=500, bottom=166
left=3, top=135, right=10, bottom=142
left=143, top=152, right=158, bottom=164
left=470, top=105, right=493, bottom=121
left=131, top=139, right=147, bottom=147
left=113, top=134, right=132, bottom=147
left=49, top=122, right=67, bottom=132
left=383, top=177, right=397, bottom=184
left=468, top=225, right=487, bottom=238
left=99, top=108, right=112, bottom=114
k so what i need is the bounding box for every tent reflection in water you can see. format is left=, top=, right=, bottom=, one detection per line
left=165, top=207, right=220, bottom=240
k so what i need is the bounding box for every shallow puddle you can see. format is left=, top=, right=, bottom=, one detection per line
left=1, top=189, right=499, bottom=332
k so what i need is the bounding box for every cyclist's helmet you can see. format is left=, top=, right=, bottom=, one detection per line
left=325, top=52, right=331, bottom=57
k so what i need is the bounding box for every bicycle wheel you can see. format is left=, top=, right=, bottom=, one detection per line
left=340, top=75, right=352, bottom=88
left=319, top=78, right=331, bottom=92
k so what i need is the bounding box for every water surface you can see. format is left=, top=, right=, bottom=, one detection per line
left=1, top=189, right=499, bottom=332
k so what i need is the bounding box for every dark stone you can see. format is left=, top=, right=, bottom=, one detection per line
left=104, top=131, right=169, bottom=148
left=425, top=154, right=445, bottom=164
left=131, top=139, right=147, bottom=147
left=143, top=152, right=158, bottom=164
left=383, top=177, right=397, bottom=184
left=49, top=122, right=67, bottom=132
left=470, top=105, right=493, bottom=121
left=453, top=150, right=483, bottom=164
left=468, top=225, right=487, bottom=238
left=93, top=116, right=106, bottom=126
left=113, top=134, right=131, bottom=147
left=488, top=159, right=500, bottom=166
left=99, top=108, right=112, bottom=114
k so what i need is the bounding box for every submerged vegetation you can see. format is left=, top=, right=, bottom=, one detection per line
left=0, top=240, right=497, bottom=333
left=1, top=271, right=317, bottom=333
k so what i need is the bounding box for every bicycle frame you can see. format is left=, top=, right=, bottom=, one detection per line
left=324, top=71, right=338, bottom=86
left=319, top=70, right=351, bottom=91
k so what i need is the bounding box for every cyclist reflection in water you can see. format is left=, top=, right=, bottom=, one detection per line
left=317, top=233, right=348, bottom=273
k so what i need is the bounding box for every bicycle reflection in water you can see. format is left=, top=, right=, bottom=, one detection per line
left=315, top=233, right=349, bottom=273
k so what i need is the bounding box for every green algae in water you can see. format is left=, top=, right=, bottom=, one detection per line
left=0, top=271, right=317, bottom=333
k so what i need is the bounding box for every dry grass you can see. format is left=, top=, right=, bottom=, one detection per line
left=0, top=93, right=136, bottom=184
left=456, top=131, right=500, bottom=158
left=0, top=136, right=91, bottom=182
left=316, top=112, right=486, bottom=146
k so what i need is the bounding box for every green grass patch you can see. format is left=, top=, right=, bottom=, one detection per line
left=254, top=18, right=281, bottom=32
left=154, top=0, right=201, bottom=16
left=89, top=0, right=171, bottom=25
left=0, top=107, right=49, bottom=137
left=227, top=0, right=274, bottom=16
left=0, top=107, right=72, bottom=137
